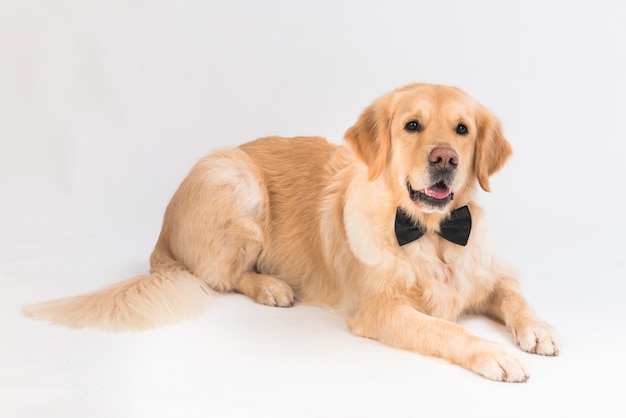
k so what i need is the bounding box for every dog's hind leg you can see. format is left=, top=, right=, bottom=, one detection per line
left=155, top=147, right=294, bottom=307
left=234, top=271, right=295, bottom=307
left=186, top=230, right=295, bottom=307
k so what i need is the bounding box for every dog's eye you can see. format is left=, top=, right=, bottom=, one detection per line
left=405, top=120, right=422, bottom=132
left=456, top=123, right=469, bottom=135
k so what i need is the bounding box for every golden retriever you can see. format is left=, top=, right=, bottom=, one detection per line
left=24, top=83, right=560, bottom=382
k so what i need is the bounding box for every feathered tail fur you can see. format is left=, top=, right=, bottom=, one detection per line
left=22, top=263, right=212, bottom=331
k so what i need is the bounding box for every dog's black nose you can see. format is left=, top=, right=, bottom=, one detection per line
left=429, top=147, right=458, bottom=171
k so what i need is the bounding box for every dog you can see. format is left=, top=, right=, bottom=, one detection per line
left=24, top=83, right=560, bottom=382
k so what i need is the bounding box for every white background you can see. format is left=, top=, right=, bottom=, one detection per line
left=1, top=1, right=625, bottom=417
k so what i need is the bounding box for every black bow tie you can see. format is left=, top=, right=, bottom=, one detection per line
left=395, top=205, right=472, bottom=246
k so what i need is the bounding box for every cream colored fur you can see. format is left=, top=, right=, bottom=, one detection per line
left=24, top=83, right=560, bottom=381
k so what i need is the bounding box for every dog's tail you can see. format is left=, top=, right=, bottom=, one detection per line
left=22, top=262, right=212, bottom=332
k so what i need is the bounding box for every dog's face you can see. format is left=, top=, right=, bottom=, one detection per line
left=345, top=84, right=511, bottom=218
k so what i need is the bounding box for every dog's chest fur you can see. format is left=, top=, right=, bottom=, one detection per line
left=342, top=170, right=496, bottom=321
left=400, top=233, right=495, bottom=321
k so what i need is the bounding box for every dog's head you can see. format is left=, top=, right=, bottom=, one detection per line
left=345, top=83, right=511, bottom=220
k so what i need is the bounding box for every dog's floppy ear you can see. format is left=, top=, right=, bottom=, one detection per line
left=474, top=107, right=512, bottom=192
left=344, top=96, right=392, bottom=181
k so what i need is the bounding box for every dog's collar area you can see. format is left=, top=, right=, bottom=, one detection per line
left=406, top=181, right=454, bottom=209
left=394, top=205, right=472, bottom=246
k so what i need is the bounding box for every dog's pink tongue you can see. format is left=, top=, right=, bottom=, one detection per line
left=425, top=185, right=451, bottom=199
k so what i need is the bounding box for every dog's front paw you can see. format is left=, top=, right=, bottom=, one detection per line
left=513, top=318, right=560, bottom=356
left=468, top=344, right=529, bottom=382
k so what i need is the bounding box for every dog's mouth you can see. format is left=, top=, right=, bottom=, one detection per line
left=407, top=180, right=454, bottom=209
